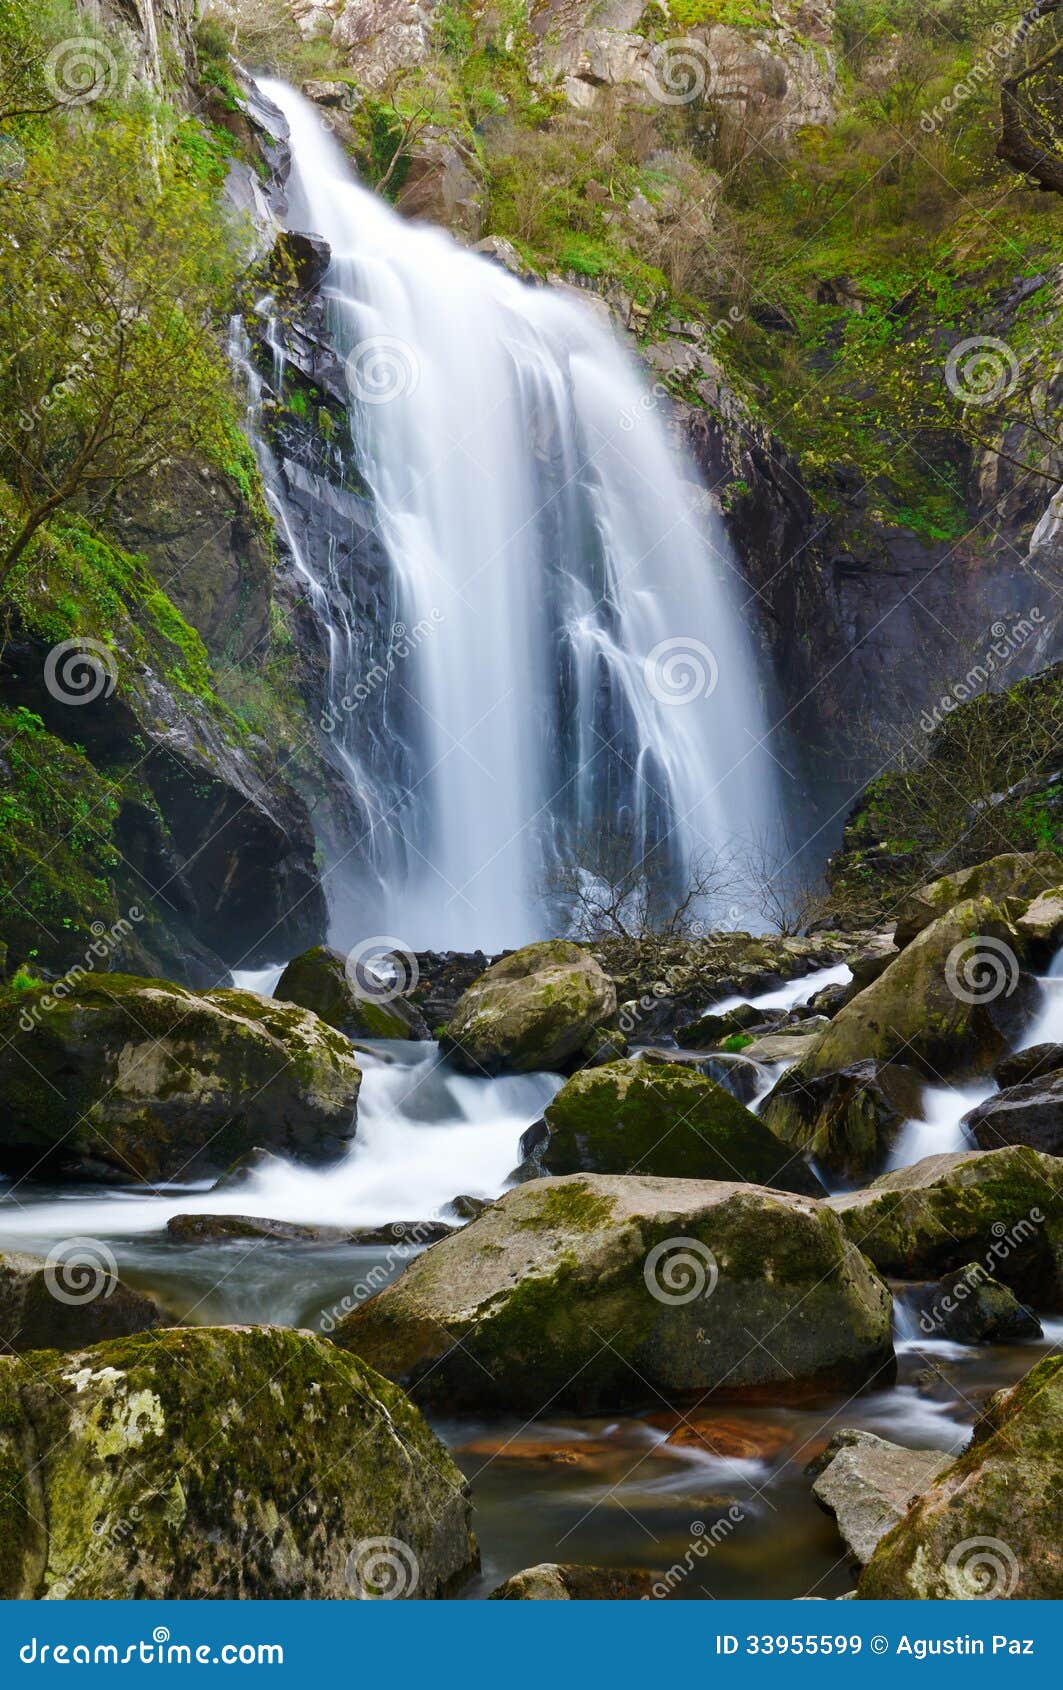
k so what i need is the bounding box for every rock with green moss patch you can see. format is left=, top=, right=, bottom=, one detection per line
left=439, top=941, right=617, bottom=1075
left=535, top=1058, right=823, bottom=1195
left=0, top=1252, right=164, bottom=1354
left=333, top=1173, right=894, bottom=1413
left=893, top=852, right=1060, bottom=948
left=827, top=1147, right=1063, bottom=1304
left=275, top=945, right=429, bottom=1039
left=0, top=975, right=361, bottom=1182
left=858, top=1355, right=1063, bottom=1598
left=0, top=1325, right=476, bottom=1598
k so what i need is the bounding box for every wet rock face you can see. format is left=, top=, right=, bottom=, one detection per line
left=0, top=975, right=362, bottom=1183
left=0, top=1252, right=164, bottom=1355
left=0, top=1326, right=478, bottom=1599
left=333, top=1172, right=895, bottom=1413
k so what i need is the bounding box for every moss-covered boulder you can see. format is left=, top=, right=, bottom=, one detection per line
left=759, top=1060, right=924, bottom=1180
left=893, top=853, right=1061, bottom=948
left=0, top=1326, right=477, bottom=1598
left=0, top=1251, right=163, bottom=1354
left=439, top=941, right=617, bottom=1074
left=858, top=1356, right=1063, bottom=1598
left=827, top=1147, right=1063, bottom=1304
left=0, top=975, right=361, bottom=1182
left=275, top=945, right=429, bottom=1039
left=534, top=1059, right=823, bottom=1195
left=333, top=1174, right=894, bottom=1412
left=929, top=1263, right=1041, bottom=1345
left=811, top=1431, right=952, bottom=1569
left=761, top=897, right=1034, bottom=1174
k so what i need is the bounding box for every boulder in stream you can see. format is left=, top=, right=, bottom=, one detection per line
left=333, top=1173, right=895, bottom=1412
left=439, top=940, right=617, bottom=1074
left=0, top=1250, right=164, bottom=1353
left=964, top=1075, right=1063, bottom=1157
left=892, top=852, right=1061, bottom=948
left=810, top=1430, right=952, bottom=1568
left=925, top=1262, right=1042, bottom=1344
left=275, top=944, right=430, bottom=1039
left=489, top=1563, right=659, bottom=1599
left=0, top=1326, right=477, bottom=1598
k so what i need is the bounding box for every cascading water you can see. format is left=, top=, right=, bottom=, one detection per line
left=247, top=79, right=779, bottom=951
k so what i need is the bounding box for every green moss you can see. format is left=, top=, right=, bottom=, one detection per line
left=516, top=1180, right=617, bottom=1233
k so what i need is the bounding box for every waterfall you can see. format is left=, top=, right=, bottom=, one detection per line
left=249, top=79, right=780, bottom=952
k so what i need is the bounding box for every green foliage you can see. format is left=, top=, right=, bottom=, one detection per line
left=194, top=17, right=242, bottom=113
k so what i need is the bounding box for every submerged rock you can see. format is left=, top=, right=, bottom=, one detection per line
left=333, top=1173, right=894, bottom=1413
left=0, top=1326, right=477, bottom=1599
left=440, top=941, right=617, bottom=1075
left=811, top=1430, right=951, bottom=1568
left=0, top=975, right=361, bottom=1182
left=858, top=1355, right=1063, bottom=1598
left=165, top=1214, right=454, bottom=1245
left=489, top=1564, right=658, bottom=1600
left=892, top=852, right=1060, bottom=948
left=531, top=1059, right=824, bottom=1195
left=275, top=944, right=429, bottom=1039
left=964, top=1075, right=1063, bottom=1157
left=0, top=1250, right=163, bottom=1354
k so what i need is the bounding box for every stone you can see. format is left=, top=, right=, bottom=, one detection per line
left=269, top=229, right=331, bottom=294
left=1017, top=887, right=1063, bottom=947
left=440, top=941, right=617, bottom=1075
left=995, top=1043, right=1063, bottom=1088
left=811, top=1430, right=951, bottom=1568
left=0, top=975, right=361, bottom=1182
left=0, top=1326, right=477, bottom=1598
left=0, top=1251, right=163, bottom=1354
left=396, top=128, right=485, bottom=239
left=893, top=852, right=1060, bottom=948
left=333, top=1173, right=895, bottom=1413
left=964, top=1076, right=1063, bottom=1157
left=165, top=1213, right=454, bottom=1246
left=275, top=945, right=429, bottom=1039
left=533, top=1059, right=824, bottom=1195
left=859, top=1356, right=1063, bottom=1597
left=926, top=1263, right=1042, bottom=1344
left=761, top=1060, right=924, bottom=1180
left=489, top=1563, right=658, bottom=1599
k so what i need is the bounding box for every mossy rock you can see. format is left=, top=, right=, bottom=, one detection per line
left=333, top=1173, right=894, bottom=1413
left=0, top=1326, right=477, bottom=1598
left=439, top=940, right=617, bottom=1075
left=827, top=1147, right=1063, bottom=1305
left=0, top=974, right=361, bottom=1182
left=893, top=853, right=1061, bottom=948
left=0, top=1252, right=163, bottom=1354
left=275, top=945, right=429, bottom=1039
left=537, top=1058, right=823, bottom=1195
left=858, top=1356, right=1063, bottom=1598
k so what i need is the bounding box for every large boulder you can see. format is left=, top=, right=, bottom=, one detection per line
left=333, top=1174, right=894, bottom=1413
left=759, top=1060, right=923, bottom=1180
left=893, top=852, right=1061, bottom=948
left=275, top=945, right=429, bottom=1039
left=859, top=1356, right=1063, bottom=1598
left=0, top=1326, right=477, bottom=1599
left=964, top=1074, right=1063, bottom=1156
left=0, top=975, right=361, bottom=1182
left=439, top=941, right=617, bottom=1075
left=925, top=1263, right=1041, bottom=1345
left=811, top=1431, right=952, bottom=1568
left=531, top=1059, right=823, bottom=1195
left=995, top=1043, right=1063, bottom=1088
left=0, top=1251, right=163, bottom=1354
left=827, top=1147, right=1063, bottom=1305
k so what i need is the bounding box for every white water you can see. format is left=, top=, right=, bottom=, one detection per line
left=707, top=961, right=852, bottom=1018
left=252, top=79, right=779, bottom=952
left=1017, top=946, right=1063, bottom=1048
